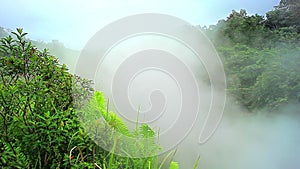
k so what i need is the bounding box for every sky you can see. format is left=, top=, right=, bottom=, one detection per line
left=0, top=0, right=279, bottom=49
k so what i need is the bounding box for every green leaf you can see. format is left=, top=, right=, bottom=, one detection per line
left=169, top=161, right=179, bottom=169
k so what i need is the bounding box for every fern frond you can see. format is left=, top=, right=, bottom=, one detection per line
left=139, top=124, right=155, bottom=138
left=169, top=161, right=179, bottom=169
left=94, top=91, right=108, bottom=118
left=107, top=111, right=130, bottom=136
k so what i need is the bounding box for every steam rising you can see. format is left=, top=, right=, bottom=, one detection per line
left=72, top=13, right=299, bottom=168
left=175, top=100, right=300, bottom=169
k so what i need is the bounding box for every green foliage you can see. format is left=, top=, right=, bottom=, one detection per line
left=266, top=0, right=300, bottom=33
left=1, top=1, right=299, bottom=166
left=192, top=156, right=200, bottom=169
left=0, top=28, right=95, bottom=168
left=169, top=161, right=179, bottom=169
left=219, top=44, right=300, bottom=110
left=203, top=9, right=273, bottom=48
left=0, top=29, right=182, bottom=168
left=203, top=6, right=300, bottom=111
left=78, top=91, right=178, bottom=169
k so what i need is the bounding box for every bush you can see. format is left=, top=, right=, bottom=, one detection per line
left=0, top=28, right=94, bottom=168
left=0, top=29, right=183, bottom=169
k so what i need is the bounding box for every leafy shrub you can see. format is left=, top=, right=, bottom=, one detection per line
left=77, top=91, right=164, bottom=169
left=219, top=44, right=300, bottom=110
left=0, top=29, right=183, bottom=169
left=0, top=28, right=93, bottom=168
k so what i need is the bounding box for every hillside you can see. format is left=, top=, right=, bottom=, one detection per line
left=0, top=26, right=79, bottom=73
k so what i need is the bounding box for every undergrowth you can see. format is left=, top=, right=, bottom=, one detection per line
left=0, top=29, right=199, bottom=168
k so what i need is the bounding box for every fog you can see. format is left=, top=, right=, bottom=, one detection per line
left=175, top=100, right=300, bottom=169
left=0, top=0, right=278, bottom=49
left=68, top=20, right=300, bottom=169
left=1, top=0, right=299, bottom=168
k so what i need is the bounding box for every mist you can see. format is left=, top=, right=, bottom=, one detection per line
left=1, top=0, right=299, bottom=168
left=72, top=27, right=300, bottom=168
left=174, top=100, right=300, bottom=169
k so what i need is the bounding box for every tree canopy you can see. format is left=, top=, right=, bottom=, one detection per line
left=201, top=0, right=300, bottom=111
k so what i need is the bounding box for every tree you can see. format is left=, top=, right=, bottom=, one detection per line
left=202, top=9, right=275, bottom=48
left=201, top=7, right=300, bottom=111
left=0, top=28, right=183, bottom=169
left=265, top=0, right=300, bottom=32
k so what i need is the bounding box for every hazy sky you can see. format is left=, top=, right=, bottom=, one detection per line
left=0, top=0, right=279, bottom=49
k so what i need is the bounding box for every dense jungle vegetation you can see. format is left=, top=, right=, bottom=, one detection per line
left=202, top=0, right=300, bottom=111
left=0, top=0, right=299, bottom=168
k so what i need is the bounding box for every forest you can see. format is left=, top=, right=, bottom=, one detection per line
left=0, top=0, right=299, bottom=168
